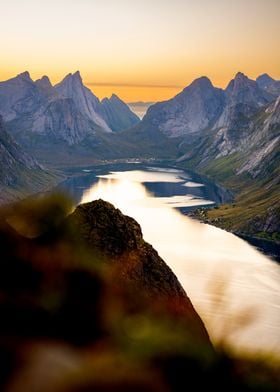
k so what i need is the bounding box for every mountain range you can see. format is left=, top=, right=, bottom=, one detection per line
left=0, top=70, right=279, bottom=240
left=0, top=71, right=139, bottom=148
left=138, top=72, right=279, bottom=238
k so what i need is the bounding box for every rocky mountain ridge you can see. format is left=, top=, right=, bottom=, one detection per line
left=143, top=72, right=276, bottom=141
left=144, top=77, right=226, bottom=137
left=256, top=73, right=280, bottom=97
left=0, top=71, right=140, bottom=147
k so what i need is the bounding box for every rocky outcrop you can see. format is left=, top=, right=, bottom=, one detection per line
left=68, top=199, right=210, bottom=341
left=0, top=195, right=219, bottom=391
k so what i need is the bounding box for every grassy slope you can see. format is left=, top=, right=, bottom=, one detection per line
left=0, top=166, right=62, bottom=204
left=187, top=153, right=280, bottom=241
left=175, top=103, right=280, bottom=241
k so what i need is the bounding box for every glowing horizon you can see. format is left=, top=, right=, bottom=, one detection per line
left=1, top=69, right=279, bottom=104
left=1, top=0, right=279, bottom=102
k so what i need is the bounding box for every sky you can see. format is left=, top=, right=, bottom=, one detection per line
left=0, top=0, right=279, bottom=102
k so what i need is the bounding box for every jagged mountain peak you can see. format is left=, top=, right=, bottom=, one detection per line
left=215, top=72, right=274, bottom=131
left=102, top=94, right=122, bottom=103
left=225, top=71, right=273, bottom=104
left=143, top=75, right=225, bottom=137
left=189, top=76, right=213, bottom=89
left=180, top=76, right=215, bottom=96
left=235, top=71, right=248, bottom=80
left=16, top=71, right=32, bottom=81
left=70, top=70, right=83, bottom=82
left=257, top=73, right=275, bottom=84
left=73, top=70, right=81, bottom=78
left=57, top=70, right=84, bottom=88
left=256, top=73, right=280, bottom=97
left=101, top=93, right=140, bottom=132
left=110, top=93, right=121, bottom=100
left=35, top=75, right=52, bottom=89
left=0, top=70, right=141, bottom=147
left=55, top=72, right=112, bottom=132
left=226, top=72, right=252, bottom=90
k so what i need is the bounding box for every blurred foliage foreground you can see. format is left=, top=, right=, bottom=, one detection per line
left=0, top=194, right=279, bottom=391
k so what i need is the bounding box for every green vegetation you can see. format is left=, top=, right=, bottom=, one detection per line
left=0, top=165, right=62, bottom=204
left=177, top=138, right=280, bottom=242
left=202, top=153, right=244, bottom=184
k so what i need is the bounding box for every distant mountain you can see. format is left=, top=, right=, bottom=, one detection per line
left=141, top=73, right=274, bottom=139
left=216, top=72, right=274, bottom=130
left=55, top=71, right=111, bottom=132
left=178, top=95, right=280, bottom=240
left=0, top=117, right=58, bottom=203
left=143, top=77, right=225, bottom=137
left=0, top=70, right=279, bottom=239
left=137, top=72, right=276, bottom=159
left=256, top=73, right=280, bottom=97
left=201, top=105, right=279, bottom=240
left=125, top=72, right=279, bottom=240
left=0, top=72, right=54, bottom=122
left=101, top=94, right=140, bottom=132
left=0, top=71, right=140, bottom=148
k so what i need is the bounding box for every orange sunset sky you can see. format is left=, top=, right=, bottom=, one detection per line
left=1, top=0, right=279, bottom=102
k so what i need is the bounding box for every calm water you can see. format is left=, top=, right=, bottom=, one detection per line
left=57, top=165, right=280, bottom=354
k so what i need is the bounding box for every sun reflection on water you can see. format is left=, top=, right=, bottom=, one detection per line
left=81, top=169, right=280, bottom=355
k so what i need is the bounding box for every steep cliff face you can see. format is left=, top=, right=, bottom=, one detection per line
left=236, top=97, right=280, bottom=178
left=137, top=73, right=276, bottom=161
left=143, top=77, right=225, bottom=138
left=42, top=98, right=96, bottom=145
left=0, top=71, right=140, bottom=150
left=55, top=71, right=112, bottom=132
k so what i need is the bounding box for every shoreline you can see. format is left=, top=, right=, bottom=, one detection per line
left=56, top=159, right=280, bottom=263
left=2, top=158, right=279, bottom=263
left=185, top=209, right=280, bottom=262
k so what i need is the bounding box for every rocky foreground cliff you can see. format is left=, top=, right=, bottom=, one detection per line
left=68, top=199, right=209, bottom=335
left=1, top=196, right=278, bottom=391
